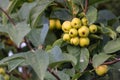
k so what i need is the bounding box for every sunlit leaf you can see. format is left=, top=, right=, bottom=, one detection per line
left=79, top=48, right=89, bottom=72
left=103, top=38, right=120, bottom=53
left=0, top=22, right=31, bottom=47
left=30, top=0, right=54, bottom=28
left=18, top=2, right=37, bottom=21
left=86, top=6, right=97, bottom=25
left=92, top=53, right=111, bottom=68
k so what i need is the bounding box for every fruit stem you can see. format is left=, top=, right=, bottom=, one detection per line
left=47, top=68, right=61, bottom=80
left=84, top=0, right=89, bottom=14
left=103, top=58, right=120, bottom=65
left=0, top=7, right=16, bottom=26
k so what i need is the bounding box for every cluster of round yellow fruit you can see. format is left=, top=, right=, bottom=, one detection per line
left=49, top=19, right=61, bottom=30
left=0, top=67, right=10, bottom=80
left=62, top=17, right=98, bottom=47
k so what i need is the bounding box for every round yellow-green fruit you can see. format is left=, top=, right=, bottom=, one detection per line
left=62, top=21, right=72, bottom=33
left=56, top=19, right=61, bottom=29
left=89, top=24, right=97, bottom=33
left=69, top=28, right=78, bottom=37
left=49, top=19, right=56, bottom=30
left=71, top=18, right=82, bottom=29
left=0, top=67, right=5, bottom=75
left=79, top=37, right=90, bottom=47
left=62, top=33, right=70, bottom=42
left=95, top=65, right=108, bottom=76
left=70, top=37, right=79, bottom=46
left=81, top=17, right=88, bottom=26
left=4, top=74, right=10, bottom=80
left=78, top=26, right=89, bottom=37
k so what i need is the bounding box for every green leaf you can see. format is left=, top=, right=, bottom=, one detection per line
left=27, top=29, right=41, bottom=47
left=0, top=49, right=49, bottom=80
left=63, top=68, right=75, bottom=77
left=0, top=42, right=4, bottom=49
left=30, top=0, right=54, bottom=28
left=57, top=71, right=70, bottom=80
left=0, top=75, right=4, bottom=80
left=86, top=6, right=97, bottom=25
left=97, top=10, right=116, bottom=25
left=45, top=31, right=57, bottom=45
left=49, top=46, right=77, bottom=67
left=100, top=26, right=117, bottom=40
left=7, top=58, right=25, bottom=72
left=79, top=48, right=89, bottom=72
left=0, top=0, right=9, bottom=9
left=28, top=21, right=49, bottom=47
left=67, top=45, right=81, bottom=57
left=52, top=39, right=64, bottom=47
left=92, top=53, right=111, bottom=68
left=45, top=71, right=56, bottom=80
left=30, top=50, right=49, bottom=80
left=0, top=22, right=31, bottom=47
left=116, top=26, right=120, bottom=33
left=89, top=0, right=109, bottom=5
left=18, top=2, right=37, bottom=21
left=40, top=21, right=49, bottom=44
left=98, top=10, right=116, bottom=21
left=10, top=75, right=21, bottom=80
left=103, top=38, right=120, bottom=53
left=72, top=72, right=82, bottom=80
left=46, top=71, right=70, bottom=80
left=0, top=56, right=25, bottom=71
left=50, top=8, right=72, bottom=21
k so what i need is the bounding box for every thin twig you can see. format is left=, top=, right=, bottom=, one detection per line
left=89, top=58, right=120, bottom=65
left=0, top=7, right=16, bottom=26
left=24, top=37, right=35, bottom=52
left=84, top=0, right=89, bottom=14
left=47, top=68, right=60, bottom=80
left=103, top=58, right=120, bottom=65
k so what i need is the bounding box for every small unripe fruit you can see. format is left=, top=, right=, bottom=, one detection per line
left=79, top=12, right=85, bottom=18
left=79, top=37, right=90, bottom=47
left=95, top=65, right=108, bottom=76
left=62, top=21, right=72, bottom=33
left=89, top=24, right=97, bottom=33
left=0, top=67, right=5, bottom=75
left=78, top=26, right=89, bottom=37
left=81, top=17, right=88, bottom=26
left=63, top=34, right=70, bottom=42
left=49, top=19, right=56, bottom=30
left=69, top=28, right=78, bottom=37
left=70, top=37, right=79, bottom=46
left=56, top=19, right=61, bottom=29
left=71, top=18, right=82, bottom=29
left=4, top=74, right=10, bottom=80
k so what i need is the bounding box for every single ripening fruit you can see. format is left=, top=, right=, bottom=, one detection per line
left=81, top=17, right=88, bottom=26
left=78, top=26, right=89, bottom=37
left=4, top=74, right=10, bottom=80
left=95, top=65, right=108, bottom=76
left=89, top=24, right=97, bottom=33
left=49, top=19, right=56, bottom=30
left=56, top=19, right=62, bottom=29
left=62, top=21, right=72, bottom=33
left=79, top=37, right=90, bottom=47
left=71, top=18, right=82, bottom=29
left=69, top=28, right=78, bottom=37
left=70, top=37, right=79, bottom=46
left=62, top=33, right=70, bottom=42
left=0, top=67, right=5, bottom=75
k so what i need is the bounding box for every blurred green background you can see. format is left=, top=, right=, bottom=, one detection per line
left=97, top=0, right=120, bottom=16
